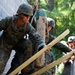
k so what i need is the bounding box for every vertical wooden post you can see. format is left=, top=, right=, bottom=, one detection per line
left=35, top=9, right=47, bottom=67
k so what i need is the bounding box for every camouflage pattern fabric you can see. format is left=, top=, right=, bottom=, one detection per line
left=0, top=15, right=45, bottom=74
left=41, top=51, right=55, bottom=75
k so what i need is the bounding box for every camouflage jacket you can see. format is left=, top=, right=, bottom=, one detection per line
left=0, top=15, right=45, bottom=50
left=45, top=34, right=71, bottom=53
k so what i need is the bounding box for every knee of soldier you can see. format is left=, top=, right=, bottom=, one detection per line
left=25, top=39, right=32, bottom=47
left=21, top=39, right=33, bottom=55
left=24, top=39, right=33, bottom=49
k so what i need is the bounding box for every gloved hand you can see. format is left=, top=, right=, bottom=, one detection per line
left=38, top=45, right=44, bottom=51
left=38, top=45, right=51, bottom=52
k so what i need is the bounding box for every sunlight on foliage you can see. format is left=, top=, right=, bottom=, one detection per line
left=40, top=0, right=46, bottom=5
left=62, top=10, right=71, bottom=16
left=71, top=2, right=75, bottom=10
left=56, top=63, right=64, bottom=75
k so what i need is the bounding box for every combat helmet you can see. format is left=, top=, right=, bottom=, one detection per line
left=47, top=18, right=55, bottom=29
left=68, top=36, right=75, bottom=43
left=17, top=3, right=33, bottom=16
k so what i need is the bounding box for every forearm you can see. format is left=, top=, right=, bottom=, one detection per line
left=54, top=42, right=72, bottom=52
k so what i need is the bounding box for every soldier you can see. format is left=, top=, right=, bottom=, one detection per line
left=67, top=36, right=75, bottom=61
left=43, top=18, right=55, bottom=75
left=61, top=36, right=75, bottom=75
left=0, top=3, right=46, bottom=75
left=7, top=18, right=72, bottom=75
left=6, top=2, right=42, bottom=75
left=68, top=36, right=75, bottom=49
left=42, top=18, right=72, bottom=75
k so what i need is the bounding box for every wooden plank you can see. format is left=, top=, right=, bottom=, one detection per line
left=31, top=50, right=75, bottom=75
left=9, top=29, right=70, bottom=75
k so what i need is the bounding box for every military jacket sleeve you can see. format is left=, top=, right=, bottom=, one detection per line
left=0, top=17, right=11, bottom=31
left=46, top=34, right=71, bottom=53
left=26, top=23, right=46, bottom=50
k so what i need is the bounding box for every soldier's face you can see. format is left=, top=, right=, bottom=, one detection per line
left=68, top=42, right=74, bottom=49
left=48, top=26, right=52, bottom=32
left=23, top=15, right=30, bottom=23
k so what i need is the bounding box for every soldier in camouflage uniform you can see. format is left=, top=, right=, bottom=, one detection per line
left=7, top=18, right=72, bottom=75
left=42, top=18, right=72, bottom=75
left=0, top=3, right=46, bottom=75
left=6, top=2, right=42, bottom=75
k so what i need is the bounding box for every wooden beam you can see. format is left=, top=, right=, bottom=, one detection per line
left=31, top=50, right=75, bottom=75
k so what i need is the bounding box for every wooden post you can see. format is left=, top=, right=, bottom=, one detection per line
left=9, top=29, right=70, bottom=75
left=35, top=8, right=46, bottom=67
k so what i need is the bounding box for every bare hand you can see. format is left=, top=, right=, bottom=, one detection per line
left=34, top=1, right=39, bottom=8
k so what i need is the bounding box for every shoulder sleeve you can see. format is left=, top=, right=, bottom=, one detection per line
left=54, top=42, right=71, bottom=53
left=47, top=34, right=71, bottom=53
left=0, top=17, right=12, bottom=31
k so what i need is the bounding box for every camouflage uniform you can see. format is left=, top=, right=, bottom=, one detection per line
left=9, top=21, right=72, bottom=75
left=41, top=51, right=55, bottom=75
left=6, top=3, right=39, bottom=75
left=7, top=38, right=34, bottom=75
left=0, top=14, right=45, bottom=74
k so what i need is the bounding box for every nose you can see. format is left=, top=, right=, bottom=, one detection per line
left=27, top=16, right=30, bottom=20
left=27, top=16, right=30, bottom=19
